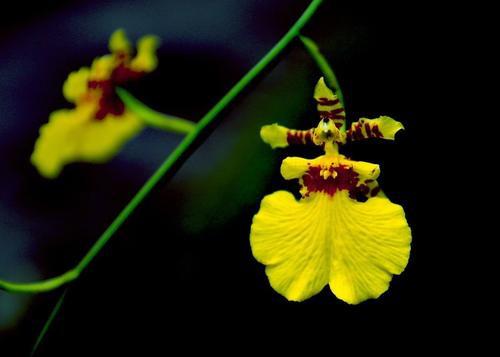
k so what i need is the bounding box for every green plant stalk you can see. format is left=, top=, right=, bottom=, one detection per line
left=299, top=35, right=346, bottom=131
left=116, top=88, right=196, bottom=134
left=30, top=289, right=68, bottom=356
left=0, top=270, right=78, bottom=293
left=0, top=0, right=324, bottom=294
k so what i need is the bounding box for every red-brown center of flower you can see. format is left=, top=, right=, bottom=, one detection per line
left=87, top=58, right=145, bottom=120
left=301, top=164, right=370, bottom=201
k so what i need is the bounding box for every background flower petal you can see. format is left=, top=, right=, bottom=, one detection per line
left=62, top=67, right=91, bottom=103
left=31, top=107, right=143, bottom=178
left=130, top=35, right=160, bottom=72
left=108, top=28, right=132, bottom=55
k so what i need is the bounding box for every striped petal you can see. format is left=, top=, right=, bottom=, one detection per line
left=314, top=77, right=345, bottom=129
left=347, top=116, right=404, bottom=142
left=260, top=124, right=315, bottom=149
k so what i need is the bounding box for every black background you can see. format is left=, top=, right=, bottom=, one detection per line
left=0, top=0, right=435, bottom=355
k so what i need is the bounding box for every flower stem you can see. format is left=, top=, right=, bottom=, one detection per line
left=30, top=289, right=68, bottom=356
left=0, top=270, right=78, bottom=293
left=299, top=35, right=346, bottom=130
left=116, top=88, right=196, bottom=134
left=0, top=0, right=324, bottom=294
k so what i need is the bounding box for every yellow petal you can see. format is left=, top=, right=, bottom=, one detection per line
left=89, top=55, right=115, bottom=81
left=328, top=192, right=411, bottom=304
left=313, top=77, right=345, bottom=130
left=62, top=67, right=91, bottom=103
left=31, top=106, right=143, bottom=178
left=75, top=111, right=143, bottom=161
left=281, top=155, right=379, bottom=182
left=344, top=159, right=380, bottom=181
left=130, top=35, right=160, bottom=72
left=371, top=116, right=405, bottom=139
left=251, top=191, right=330, bottom=301
left=313, top=77, right=335, bottom=102
left=109, top=28, right=132, bottom=54
left=32, top=106, right=91, bottom=178
left=348, top=116, right=404, bottom=141
left=280, top=157, right=310, bottom=180
left=250, top=190, right=411, bottom=303
left=260, top=124, right=289, bottom=149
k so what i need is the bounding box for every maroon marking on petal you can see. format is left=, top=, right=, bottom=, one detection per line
left=88, top=79, right=125, bottom=119
left=88, top=80, right=99, bottom=89
left=371, top=186, right=381, bottom=197
left=372, top=124, right=384, bottom=138
left=304, top=131, right=312, bottom=144
left=354, top=123, right=364, bottom=140
left=111, top=64, right=145, bottom=85
left=365, top=179, right=374, bottom=184
left=318, top=111, right=345, bottom=120
left=349, top=184, right=369, bottom=201
left=330, top=108, right=345, bottom=115
left=364, top=122, right=372, bottom=137
left=87, top=61, right=147, bottom=121
left=301, top=165, right=370, bottom=201
left=94, top=93, right=125, bottom=120
left=287, top=130, right=314, bottom=145
left=287, top=130, right=304, bottom=145
left=318, top=111, right=330, bottom=119
left=317, top=98, right=340, bottom=106
left=115, top=51, right=129, bottom=61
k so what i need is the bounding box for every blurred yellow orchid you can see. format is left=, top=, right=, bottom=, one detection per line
left=251, top=77, right=411, bottom=304
left=31, top=29, right=160, bottom=178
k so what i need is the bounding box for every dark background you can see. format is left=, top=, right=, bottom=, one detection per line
left=0, top=0, right=428, bottom=355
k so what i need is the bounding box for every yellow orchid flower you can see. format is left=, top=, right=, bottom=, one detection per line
left=31, top=29, right=160, bottom=178
left=251, top=77, right=411, bottom=304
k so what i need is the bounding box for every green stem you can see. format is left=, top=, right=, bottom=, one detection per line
left=116, top=88, right=196, bottom=134
left=299, top=35, right=346, bottom=130
left=0, top=0, right=324, bottom=294
left=31, top=289, right=68, bottom=356
left=300, top=35, right=344, bottom=106
left=0, top=270, right=78, bottom=293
